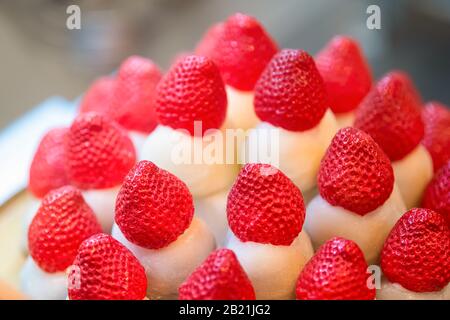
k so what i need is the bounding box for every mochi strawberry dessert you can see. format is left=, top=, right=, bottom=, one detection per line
left=111, top=161, right=215, bottom=299
left=296, top=237, right=375, bottom=300
left=315, top=35, right=372, bottom=128
left=245, top=49, right=337, bottom=200
left=68, top=234, right=147, bottom=300
left=378, top=208, right=450, bottom=300
left=225, top=164, right=314, bottom=299
left=304, top=127, right=406, bottom=263
left=80, top=56, right=162, bottom=151
left=354, top=71, right=433, bottom=208
left=178, top=248, right=255, bottom=300
left=140, top=55, right=238, bottom=244
left=196, top=13, right=278, bottom=130
left=422, top=161, right=450, bottom=224
left=65, top=112, right=136, bottom=232
left=421, top=101, right=450, bottom=172
left=20, top=186, right=102, bottom=300
left=23, top=127, right=70, bottom=251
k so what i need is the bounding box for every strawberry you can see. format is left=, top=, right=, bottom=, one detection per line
left=28, top=186, right=102, bottom=273
left=28, top=127, right=70, bottom=198
left=296, top=237, right=375, bottom=300
left=254, top=49, right=328, bottom=132
left=155, top=55, right=227, bottom=136
left=196, top=13, right=278, bottom=91
left=422, top=161, right=450, bottom=224
left=227, top=163, right=305, bottom=245
left=79, top=76, right=116, bottom=115
left=65, top=112, right=136, bottom=190
left=112, top=55, right=162, bottom=133
left=115, top=160, right=194, bottom=249
left=381, top=208, right=450, bottom=292
left=318, top=127, right=394, bottom=215
left=68, top=233, right=147, bottom=300
left=354, top=71, right=424, bottom=161
left=315, top=35, right=372, bottom=114
left=421, top=101, right=450, bottom=172
left=179, top=249, right=255, bottom=300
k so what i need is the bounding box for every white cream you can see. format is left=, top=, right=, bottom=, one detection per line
left=129, top=130, right=147, bottom=156
left=241, top=109, right=338, bottom=194
left=194, top=189, right=229, bottom=247
left=334, top=111, right=355, bottom=129
left=377, top=278, right=450, bottom=300
left=82, top=186, right=120, bottom=233
left=225, top=230, right=314, bottom=300
left=20, top=256, right=67, bottom=300
left=304, top=184, right=406, bottom=264
left=140, top=125, right=239, bottom=198
left=21, top=197, right=40, bottom=253
left=111, top=217, right=216, bottom=300
left=392, top=144, right=433, bottom=208
left=225, top=86, right=259, bottom=130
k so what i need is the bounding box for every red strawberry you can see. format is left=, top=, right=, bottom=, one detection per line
left=68, top=233, right=147, bottom=300
left=354, top=71, right=424, bottom=161
left=28, top=127, right=69, bottom=198
left=115, top=161, right=194, bottom=249
left=421, top=101, right=450, bottom=172
left=315, top=35, right=372, bottom=114
left=381, top=208, right=450, bottom=292
left=296, top=237, right=375, bottom=300
left=112, top=55, right=162, bottom=133
left=196, top=13, right=278, bottom=91
left=318, top=127, right=394, bottom=215
left=155, top=55, right=227, bottom=136
left=65, top=112, right=136, bottom=190
left=227, top=163, right=305, bottom=245
left=79, top=76, right=116, bottom=115
left=254, top=49, right=328, bottom=131
left=28, top=186, right=102, bottom=273
left=179, top=249, right=255, bottom=300
left=422, top=161, right=450, bottom=224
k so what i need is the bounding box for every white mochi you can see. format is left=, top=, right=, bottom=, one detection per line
left=82, top=186, right=120, bottom=232
left=377, top=278, right=450, bottom=300
left=225, top=231, right=314, bottom=300
left=334, top=111, right=355, bottom=129
left=225, top=86, right=259, bottom=130
left=111, top=217, right=216, bottom=299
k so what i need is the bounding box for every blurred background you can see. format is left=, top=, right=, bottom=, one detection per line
left=1, top=0, right=450, bottom=129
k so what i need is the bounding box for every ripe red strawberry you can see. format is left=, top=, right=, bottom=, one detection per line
left=79, top=76, right=116, bottom=115
left=68, top=233, right=147, bottom=300
left=296, top=237, right=375, bottom=300
left=196, top=13, right=278, bottom=91
left=65, top=112, right=136, bottom=190
left=28, top=127, right=70, bottom=198
left=112, top=55, right=162, bottom=133
left=319, top=127, right=394, bottom=215
left=155, top=55, right=227, bottom=136
left=254, top=49, right=328, bottom=132
left=179, top=249, right=255, bottom=300
left=315, top=35, right=372, bottom=114
left=381, top=208, right=450, bottom=292
left=422, top=161, right=450, bottom=224
left=28, top=186, right=102, bottom=273
left=354, top=71, right=424, bottom=161
left=421, top=101, right=450, bottom=172
left=227, top=163, right=305, bottom=245
left=115, top=160, right=194, bottom=249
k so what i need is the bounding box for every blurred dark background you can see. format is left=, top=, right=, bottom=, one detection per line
left=1, top=0, right=449, bottom=129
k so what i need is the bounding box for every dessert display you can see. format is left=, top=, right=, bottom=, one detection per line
left=304, top=127, right=406, bottom=263
left=196, top=13, right=278, bottom=130
left=354, top=71, right=434, bottom=208
left=1, top=12, right=449, bottom=301
left=315, top=36, right=372, bottom=128
left=377, top=208, right=450, bottom=300
left=225, top=163, right=314, bottom=299
left=245, top=49, right=337, bottom=200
